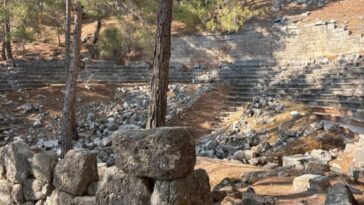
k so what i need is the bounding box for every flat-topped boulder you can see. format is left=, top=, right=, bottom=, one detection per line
left=112, top=127, right=196, bottom=180
left=53, top=150, right=98, bottom=196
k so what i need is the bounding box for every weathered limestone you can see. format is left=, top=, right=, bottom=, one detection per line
left=73, top=196, right=97, bottom=205
left=46, top=190, right=74, bottom=205
left=151, top=169, right=212, bottom=205
left=112, top=127, right=196, bottom=180
left=95, top=167, right=152, bottom=205
left=53, top=150, right=99, bottom=196
left=31, top=151, right=58, bottom=183
left=325, top=183, right=358, bottom=205
left=11, top=183, right=25, bottom=204
left=23, top=178, right=54, bottom=201
left=310, top=149, right=332, bottom=165
left=0, top=147, right=5, bottom=179
left=282, top=154, right=312, bottom=169
left=292, top=174, right=330, bottom=192
left=4, top=143, right=33, bottom=183
left=0, top=180, right=13, bottom=205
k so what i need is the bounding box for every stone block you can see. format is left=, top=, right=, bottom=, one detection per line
left=53, top=150, right=98, bottom=196
left=95, top=167, right=151, bottom=205
left=292, top=174, right=330, bottom=192
left=4, top=143, right=33, bottom=183
left=112, top=127, right=196, bottom=180
left=24, top=178, right=53, bottom=201
left=31, top=151, right=58, bottom=183
left=151, top=169, right=212, bottom=205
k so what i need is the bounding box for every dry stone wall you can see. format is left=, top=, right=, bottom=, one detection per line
left=171, top=22, right=364, bottom=65
left=0, top=127, right=213, bottom=205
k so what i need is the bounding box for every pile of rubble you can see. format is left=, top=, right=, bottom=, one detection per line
left=1, top=83, right=213, bottom=166
left=197, top=96, right=347, bottom=168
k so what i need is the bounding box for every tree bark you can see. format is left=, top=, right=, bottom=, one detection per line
left=65, top=0, right=71, bottom=76
left=3, top=0, right=13, bottom=61
left=61, top=2, right=82, bottom=158
left=90, top=19, right=102, bottom=59
left=146, top=0, right=173, bottom=129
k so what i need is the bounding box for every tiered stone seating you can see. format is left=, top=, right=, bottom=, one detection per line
left=217, top=60, right=364, bottom=133
left=0, top=60, right=209, bottom=91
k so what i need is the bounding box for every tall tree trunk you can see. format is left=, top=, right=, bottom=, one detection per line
left=1, top=42, right=6, bottom=60
left=3, top=0, right=13, bottom=62
left=146, top=0, right=173, bottom=129
left=61, top=2, right=82, bottom=158
left=65, top=0, right=71, bottom=76
left=90, top=19, right=102, bottom=59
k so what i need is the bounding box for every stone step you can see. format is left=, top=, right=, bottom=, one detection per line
left=314, top=113, right=364, bottom=128
left=224, top=98, right=364, bottom=109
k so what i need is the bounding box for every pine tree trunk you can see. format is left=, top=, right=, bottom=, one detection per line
left=61, top=2, right=82, bottom=158
left=3, top=0, right=13, bottom=61
left=146, top=0, right=173, bottom=129
left=1, top=42, right=6, bottom=60
left=65, top=0, right=71, bottom=77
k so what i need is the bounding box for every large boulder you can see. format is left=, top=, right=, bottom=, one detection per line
left=112, top=127, right=196, bottom=180
left=0, top=147, right=5, bottom=179
left=23, top=178, right=54, bottom=201
left=150, top=169, right=212, bottom=205
left=0, top=180, right=13, bottom=205
left=4, top=143, right=33, bottom=183
left=95, top=167, right=152, bottom=205
left=31, top=151, right=58, bottom=183
left=292, top=174, right=329, bottom=192
left=325, top=183, right=358, bottom=205
left=53, top=150, right=98, bottom=196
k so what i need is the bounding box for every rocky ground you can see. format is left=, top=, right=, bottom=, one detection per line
left=1, top=70, right=364, bottom=204
left=0, top=83, right=213, bottom=166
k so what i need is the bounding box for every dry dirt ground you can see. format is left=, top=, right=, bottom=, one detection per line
left=196, top=157, right=364, bottom=205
